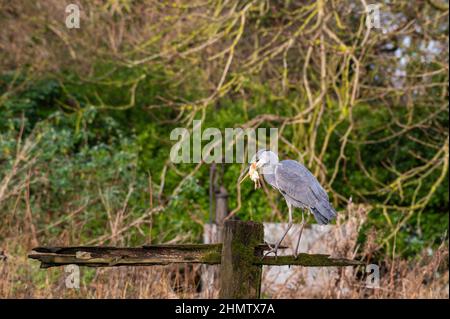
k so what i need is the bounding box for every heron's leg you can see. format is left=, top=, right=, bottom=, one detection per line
left=264, top=203, right=293, bottom=259
left=294, top=210, right=306, bottom=259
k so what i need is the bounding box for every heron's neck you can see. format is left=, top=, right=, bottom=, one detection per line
left=261, top=162, right=279, bottom=188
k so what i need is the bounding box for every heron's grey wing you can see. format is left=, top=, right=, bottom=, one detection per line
left=275, top=160, right=328, bottom=203
left=275, top=160, right=336, bottom=224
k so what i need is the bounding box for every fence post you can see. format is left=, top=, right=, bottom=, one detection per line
left=219, top=220, right=263, bottom=299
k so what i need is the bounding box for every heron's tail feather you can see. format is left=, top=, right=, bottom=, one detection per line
left=311, top=201, right=336, bottom=225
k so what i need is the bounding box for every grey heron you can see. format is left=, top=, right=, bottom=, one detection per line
left=240, top=149, right=337, bottom=258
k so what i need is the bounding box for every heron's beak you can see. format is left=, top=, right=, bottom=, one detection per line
left=239, top=166, right=250, bottom=184
left=239, top=163, right=256, bottom=184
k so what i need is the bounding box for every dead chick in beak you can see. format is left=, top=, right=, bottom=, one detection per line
left=240, top=162, right=261, bottom=189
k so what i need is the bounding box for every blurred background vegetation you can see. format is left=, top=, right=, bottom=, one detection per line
left=0, top=0, right=448, bottom=298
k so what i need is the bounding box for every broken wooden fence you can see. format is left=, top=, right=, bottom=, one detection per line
left=28, top=220, right=363, bottom=298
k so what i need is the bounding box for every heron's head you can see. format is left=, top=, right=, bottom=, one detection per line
left=239, top=150, right=279, bottom=189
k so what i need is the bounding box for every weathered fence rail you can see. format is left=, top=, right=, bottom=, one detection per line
left=28, top=220, right=363, bottom=298
left=29, top=245, right=361, bottom=268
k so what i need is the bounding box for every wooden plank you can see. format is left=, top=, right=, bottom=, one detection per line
left=255, top=254, right=364, bottom=266
left=219, top=220, right=264, bottom=299
left=29, top=244, right=222, bottom=268
left=28, top=244, right=362, bottom=268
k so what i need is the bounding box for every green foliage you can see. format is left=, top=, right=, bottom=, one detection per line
left=0, top=64, right=447, bottom=257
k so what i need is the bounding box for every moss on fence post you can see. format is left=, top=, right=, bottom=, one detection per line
left=219, top=220, right=263, bottom=299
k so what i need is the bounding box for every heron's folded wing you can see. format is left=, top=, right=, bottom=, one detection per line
left=275, top=160, right=329, bottom=208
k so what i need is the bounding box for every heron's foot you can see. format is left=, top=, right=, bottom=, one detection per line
left=293, top=249, right=308, bottom=259
left=260, top=242, right=275, bottom=260
left=262, top=244, right=279, bottom=260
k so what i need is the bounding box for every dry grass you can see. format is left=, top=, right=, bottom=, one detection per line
left=0, top=204, right=447, bottom=299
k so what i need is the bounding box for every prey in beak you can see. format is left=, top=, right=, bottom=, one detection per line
left=239, top=162, right=261, bottom=189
